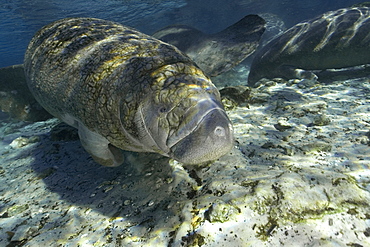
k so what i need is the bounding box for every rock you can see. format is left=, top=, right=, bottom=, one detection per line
left=312, top=114, right=331, bottom=126
left=220, top=85, right=251, bottom=110
left=205, top=199, right=240, bottom=223
left=274, top=119, right=293, bottom=131
left=9, top=136, right=40, bottom=148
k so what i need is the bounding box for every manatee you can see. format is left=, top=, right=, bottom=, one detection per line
left=248, top=7, right=370, bottom=86
left=24, top=17, right=234, bottom=167
left=0, top=64, right=51, bottom=121
left=153, top=14, right=266, bottom=77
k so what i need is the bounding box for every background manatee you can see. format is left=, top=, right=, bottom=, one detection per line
left=24, top=17, right=234, bottom=167
left=0, top=64, right=51, bottom=121
left=153, top=14, right=266, bottom=77
left=248, top=7, right=370, bottom=86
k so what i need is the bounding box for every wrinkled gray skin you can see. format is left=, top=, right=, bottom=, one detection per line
left=248, top=7, right=370, bottom=86
left=153, top=15, right=266, bottom=77
left=24, top=17, right=233, bottom=167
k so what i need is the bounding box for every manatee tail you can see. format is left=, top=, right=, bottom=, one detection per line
left=153, top=15, right=266, bottom=77
left=205, top=14, right=266, bottom=76
left=213, top=15, right=266, bottom=44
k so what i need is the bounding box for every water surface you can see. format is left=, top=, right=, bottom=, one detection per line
left=0, top=0, right=362, bottom=68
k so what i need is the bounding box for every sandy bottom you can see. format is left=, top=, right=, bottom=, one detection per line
left=1, top=75, right=370, bottom=246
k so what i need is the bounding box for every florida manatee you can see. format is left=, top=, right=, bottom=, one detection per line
left=248, top=7, right=370, bottom=86
left=153, top=15, right=266, bottom=77
left=24, top=17, right=233, bottom=167
left=0, top=64, right=51, bottom=121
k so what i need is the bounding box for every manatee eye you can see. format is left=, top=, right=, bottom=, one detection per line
left=158, top=105, right=169, bottom=114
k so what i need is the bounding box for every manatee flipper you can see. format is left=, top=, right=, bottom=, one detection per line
left=293, top=69, right=318, bottom=81
left=153, top=15, right=266, bottom=76
left=77, top=122, right=124, bottom=167
left=278, top=65, right=318, bottom=81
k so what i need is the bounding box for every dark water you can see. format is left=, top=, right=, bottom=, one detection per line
left=0, top=0, right=363, bottom=68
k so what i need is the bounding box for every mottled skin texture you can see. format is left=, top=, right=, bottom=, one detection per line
left=248, top=7, right=370, bottom=86
left=24, top=18, right=233, bottom=166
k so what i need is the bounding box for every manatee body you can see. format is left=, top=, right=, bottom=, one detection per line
left=248, top=7, right=370, bottom=86
left=153, top=15, right=266, bottom=77
left=24, top=18, right=233, bottom=167
left=0, top=64, right=51, bottom=121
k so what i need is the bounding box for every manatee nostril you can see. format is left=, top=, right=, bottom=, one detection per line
left=214, top=126, right=226, bottom=137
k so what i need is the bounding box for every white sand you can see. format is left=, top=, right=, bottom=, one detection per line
left=1, top=76, right=370, bottom=246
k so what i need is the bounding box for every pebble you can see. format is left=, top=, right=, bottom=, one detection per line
left=274, top=119, right=293, bottom=131
left=312, top=114, right=331, bottom=126
left=9, top=136, right=40, bottom=148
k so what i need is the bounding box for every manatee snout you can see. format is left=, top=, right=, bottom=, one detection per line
left=170, top=101, right=233, bottom=165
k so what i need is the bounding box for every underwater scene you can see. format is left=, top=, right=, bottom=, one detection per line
left=1, top=0, right=370, bottom=246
